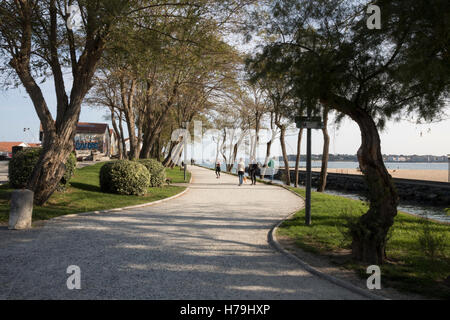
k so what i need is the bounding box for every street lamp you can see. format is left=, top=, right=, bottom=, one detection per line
left=295, top=112, right=324, bottom=226
left=448, top=154, right=450, bottom=183
left=183, top=122, right=189, bottom=182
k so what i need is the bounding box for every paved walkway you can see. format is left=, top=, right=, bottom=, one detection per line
left=0, top=166, right=366, bottom=299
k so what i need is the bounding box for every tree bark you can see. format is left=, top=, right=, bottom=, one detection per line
left=121, top=77, right=138, bottom=160
left=294, top=128, right=303, bottom=187
left=140, top=81, right=179, bottom=159
left=118, top=110, right=127, bottom=159
left=163, top=141, right=178, bottom=167
left=317, top=107, right=330, bottom=192
left=29, top=131, right=76, bottom=205
left=321, top=96, right=399, bottom=264
left=279, top=126, right=291, bottom=186
left=351, top=109, right=399, bottom=264
left=227, top=143, right=239, bottom=172
left=261, top=140, right=272, bottom=178
left=110, top=108, right=123, bottom=159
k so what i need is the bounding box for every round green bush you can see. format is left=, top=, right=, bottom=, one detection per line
left=8, top=148, right=42, bottom=189
left=138, top=159, right=166, bottom=187
left=8, top=148, right=77, bottom=190
left=100, top=160, right=150, bottom=196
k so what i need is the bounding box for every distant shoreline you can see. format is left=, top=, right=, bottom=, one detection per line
left=282, top=167, right=449, bottom=183
left=324, top=160, right=448, bottom=163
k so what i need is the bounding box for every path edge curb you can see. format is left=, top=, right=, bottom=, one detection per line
left=51, top=172, right=193, bottom=221
left=268, top=185, right=389, bottom=301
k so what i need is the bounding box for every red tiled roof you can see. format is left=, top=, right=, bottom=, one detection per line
left=76, top=123, right=109, bottom=134
left=40, top=122, right=109, bottom=135
left=0, top=142, right=27, bottom=153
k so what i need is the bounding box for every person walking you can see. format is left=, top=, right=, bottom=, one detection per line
left=237, top=158, right=245, bottom=186
left=268, top=157, right=276, bottom=181
left=249, top=157, right=258, bottom=185
left=215, top=161, right=221, bottom=179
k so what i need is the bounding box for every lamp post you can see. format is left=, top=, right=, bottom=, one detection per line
left=183, top=122, right=188, bottom=182
left=448, top=154, right=450, bottom=183
left=305, top=108, right=312, bottom=226
left=295, top=113, right=323, bottom=226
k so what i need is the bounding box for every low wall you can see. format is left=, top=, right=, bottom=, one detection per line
left=273, top=169, right=450, bottom=207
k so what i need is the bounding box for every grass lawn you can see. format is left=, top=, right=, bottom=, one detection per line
left=0, top=163, right=187, bottom=223
left=278, top=187, right=450, bottom=299
left=166, top=166, right=192, bottom=183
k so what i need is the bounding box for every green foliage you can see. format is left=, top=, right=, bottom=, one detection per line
left=58, top=152, right=77, bottom=192
left=8, top=148, right=77, bottom=191
left=248, top=0, right=450, bottom=122
left=8, top=148, right=42, bottom=189
left=418, top=219, right=448, bottom=260
left=138, top=159, right=166, bottom=187
left=279, top=187, right=450, bottom=299
left=100, top=160, right=150, bottom=196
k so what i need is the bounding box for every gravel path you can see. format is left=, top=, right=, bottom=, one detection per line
left=0, top=166, right=367, bottom=299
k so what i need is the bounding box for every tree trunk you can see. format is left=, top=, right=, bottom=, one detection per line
left=317, top=108, right=330, bottom=192
left=227, top=143, right=239, bottom=172
left=261, top=140, right=272, bottom=178
left=140, top=83, right=178, bottom=159
left=110, top=108, right=123, bottom=159
left=350, top=108, right=399, bottom=264
left=118, top=110, right=127, bottom=159
left=279, top=126, right=291, bottom=186
left=261, top=127, right=276, bottom=178
left=28, top=129, right=76, bottom=205
left=320, top=95, right=399, bottom=264
left=121, top=77, right=138, bottom=160
left=294, top=128, right=303, bottom=187
left=164, top=139, right=183, bottom=167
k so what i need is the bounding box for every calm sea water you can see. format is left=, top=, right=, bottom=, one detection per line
left=287, top=161, right=448, bottom=171
left=203, top=161, right=448, bottom=171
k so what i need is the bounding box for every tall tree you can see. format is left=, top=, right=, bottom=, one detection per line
left=247, top=0, right=450, bottom=263
left=0, top=0, right=135, bottom=204
left=317, top=105, right=330, bottom=192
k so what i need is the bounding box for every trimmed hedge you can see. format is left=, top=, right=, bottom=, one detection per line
left=100, top=160, right=150, bottom=196
left=8, top=148, right=77, bottom=191
left=138, top=159, right=166, bottom=187
left=8, top=148, right=41, bottom=189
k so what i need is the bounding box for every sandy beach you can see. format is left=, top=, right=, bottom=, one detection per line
left=309, top=168, right=449, bottom=183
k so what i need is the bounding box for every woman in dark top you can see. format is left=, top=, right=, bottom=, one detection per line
left=215, top=161, right=221, bottom=178
left=249, top=157, right=258, bottom=185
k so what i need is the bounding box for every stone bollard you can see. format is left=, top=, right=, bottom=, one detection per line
left=9, top=189, right=34, bottom=230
